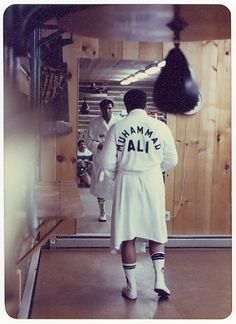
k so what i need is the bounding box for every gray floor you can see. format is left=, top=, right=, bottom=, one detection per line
left=30, top=247, right=232, bottom=319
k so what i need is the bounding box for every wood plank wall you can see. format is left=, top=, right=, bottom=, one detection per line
left=164, top=40, right=231, bottom=235
left=40, top=35, right=231, bottom=236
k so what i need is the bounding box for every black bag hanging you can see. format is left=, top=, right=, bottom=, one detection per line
left=153, top=46, right=200, bottom=114
left=153, top=5, right=200, bottom=114
left=80, top=98, right=89, bottom=114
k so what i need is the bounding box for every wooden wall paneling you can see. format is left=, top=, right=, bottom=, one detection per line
left=39, top=136, right=57, bottom=182
left=173, top=42, right=203, bottom=234
left=122, top=41, right=139, bottom=60
left=98, top=38, right=123, bottom=59
left=138, top=42, right=163, bottom=61
left=197, top=104, right=217, bottom=233
left=170, top=42, right=203, bottom=234
left=196, top=40, right=218, bottom=234
left=56, top=43, right=81, bottom=181
left=180, top=112, right=201, bottom=234
left=163, top=40, right=229, bottom=236
left=162, top=42, right=176, bottom=233
left=165, top=113, right=177, bottom=234
left=211, top=39, right=231, bottom=234
left=200, top=41, right=219, bottom=105
left=53, top=37, right=82, bottom=233
left=162, top=42, right=177, bottom=233
left=81, top=36, right=99, bottom=59
left=172, top=114, right=188, bottom=233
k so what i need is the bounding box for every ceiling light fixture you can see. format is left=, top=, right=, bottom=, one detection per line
left=133, top=70, right=147, bottom=80
left=120, top=79, right=130, bottom=86
left=157, top=61, right=166, bottom=68
left=145, top=64, right=161, bottom=75
left=120, top=60, right=166, bottom=86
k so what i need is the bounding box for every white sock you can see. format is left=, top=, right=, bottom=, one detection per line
left=151, top=252, right=170, bottom=294
left=97, top=198, right=106, bottom=216
left=122, top=263, right=137, bottom=294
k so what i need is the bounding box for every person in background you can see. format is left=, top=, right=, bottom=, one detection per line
left=85, top=99, right=119, bottom=222
left=101, top=89, right=178, bottom=300
left=77, top=139, right=93, bottom=187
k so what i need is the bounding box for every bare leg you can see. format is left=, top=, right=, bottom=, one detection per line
left=121, top=239, right=136, bottom=264
left=81, top=173, right=91, bottom=187
left=149, top=240, right=164, bottom=255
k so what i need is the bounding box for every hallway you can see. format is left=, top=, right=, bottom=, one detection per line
left=30, top=247, right=231, bottom=319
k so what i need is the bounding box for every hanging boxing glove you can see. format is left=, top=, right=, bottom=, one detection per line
left=153, top=46, right=200, bottom=114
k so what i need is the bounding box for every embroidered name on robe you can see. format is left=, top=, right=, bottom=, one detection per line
left=116, top=126, right=161, bottom=153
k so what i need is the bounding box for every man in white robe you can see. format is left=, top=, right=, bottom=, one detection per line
left=101, top=89, right=178, bottom=300
left=85, top=99, right=119, bottom=222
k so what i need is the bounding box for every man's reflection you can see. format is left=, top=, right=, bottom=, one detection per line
left=85, top=99, right=119, bottom=222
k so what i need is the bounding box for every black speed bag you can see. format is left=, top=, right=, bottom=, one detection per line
left=153, top=46, right=200, bottom=114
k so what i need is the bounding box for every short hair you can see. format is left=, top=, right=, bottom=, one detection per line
left=99, top=99, right=114, bottom=110
left=78, top=139, right=85, bottom=146
left=123, top=89, right=147, bottom=110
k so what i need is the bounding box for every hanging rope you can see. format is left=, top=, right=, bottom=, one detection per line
left=167, top=5, right=188, bottom=47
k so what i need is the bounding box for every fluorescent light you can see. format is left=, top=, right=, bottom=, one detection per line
left=120, top=75, right=136, bottom=85
left=120, top=60, right=165, bottom=85
left=158, top=60, right=166, bottom=68
left=134, top=70, right=147, bottom=81
left=120, top=79, right=130, bottom=85
left=127, top=75, right=136, bottom=83
left=145, top=64, right=161, bottom=75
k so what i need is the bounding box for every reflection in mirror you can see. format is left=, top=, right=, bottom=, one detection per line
left=76, top=58, right=166, bottom=235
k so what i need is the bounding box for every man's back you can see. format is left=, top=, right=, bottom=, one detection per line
left=103, top=109, right=177, bottom=175
left=100, top=89, right=178, bottom=299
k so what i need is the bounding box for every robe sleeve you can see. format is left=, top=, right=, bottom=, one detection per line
left=161, top=124, right=178, bottom=172
left=84, top=121, right=100, bottom=154
left=101, top=125, right=117, bottom=179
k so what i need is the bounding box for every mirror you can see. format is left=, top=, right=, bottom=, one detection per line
left=76, top=58, right=165, bottom=235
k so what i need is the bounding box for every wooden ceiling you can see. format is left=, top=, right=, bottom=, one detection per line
left=58, top=4, right=230, bottom=43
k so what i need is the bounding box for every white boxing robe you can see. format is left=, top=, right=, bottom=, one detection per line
left=85, top=115, right=119, bottom=199
left=101, top=109, right=178, bottom=253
